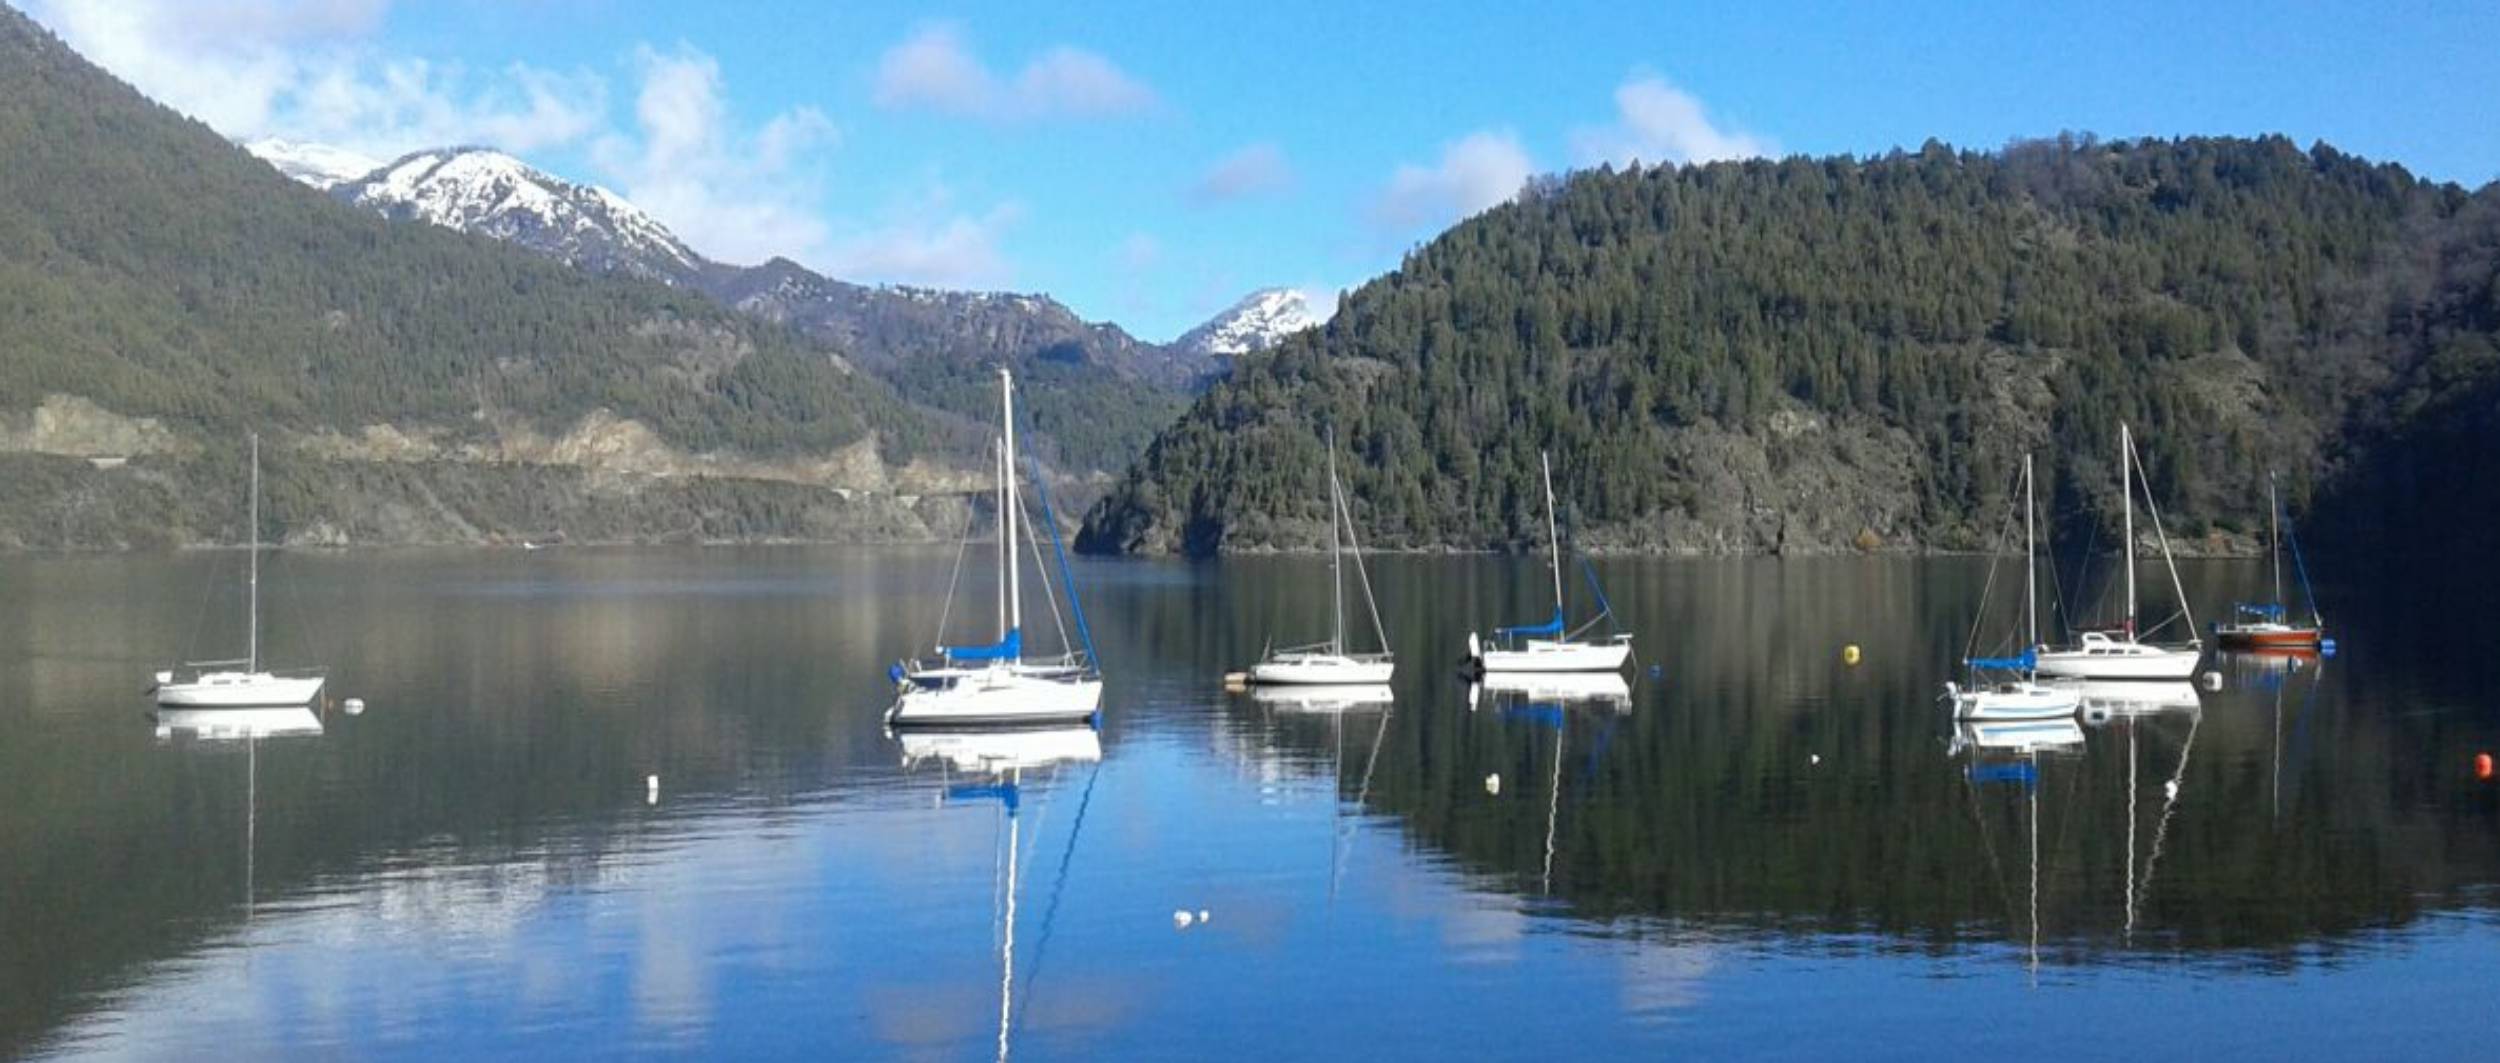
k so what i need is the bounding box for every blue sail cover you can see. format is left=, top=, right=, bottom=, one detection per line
left=1498, top=608, right=1566, bottom=638
left=1965, top=649, right=2037, bottom=671
left=942, top=627, right=1022, bottom=662
left=2234, top=602, right=2286, bottom=619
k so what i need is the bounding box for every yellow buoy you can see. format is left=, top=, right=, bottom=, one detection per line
left=1842, top=645, right=1862, bottom=666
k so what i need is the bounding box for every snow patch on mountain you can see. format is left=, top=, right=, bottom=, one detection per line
left=243, top=137, right=381, bottom=190
left=1174, top=288, right=1319, bottom=357
left=335, top=148, right=699, bottom=282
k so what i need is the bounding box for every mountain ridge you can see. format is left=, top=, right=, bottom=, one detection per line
left=252, top=139, right=1242, bottom=471
left=1079, top=136, right=2500, bottom=558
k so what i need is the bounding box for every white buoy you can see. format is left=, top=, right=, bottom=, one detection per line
left=342, top=697, right=365, bottom=716
left=1196, top=909, right=1211, bottom=924
left=1172, top=910, right=1194, bottom=929
left=2200, top=670, right=2224, bottom=691
left=1809, top=754, right=1821, bottom=766
left=646, top=774, right=660, bottom=805
left=1484, top=773, right=1502, bottom=795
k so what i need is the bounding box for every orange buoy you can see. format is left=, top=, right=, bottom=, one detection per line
left=2477, top=753, right=2494, bottom=781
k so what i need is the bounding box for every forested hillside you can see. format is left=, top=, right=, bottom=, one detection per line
left=0, top=7, right=997, bottom=547
left=1080, top=136, right=2500, bottom=556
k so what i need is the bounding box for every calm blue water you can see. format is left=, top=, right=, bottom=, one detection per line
left=3, top=548, right=2495, bottom=1059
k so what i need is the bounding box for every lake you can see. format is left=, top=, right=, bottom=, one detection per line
left=3, top=547, right=2496, bottom=1059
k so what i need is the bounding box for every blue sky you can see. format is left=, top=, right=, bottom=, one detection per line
left=27, top=0, right=2500, bottom=340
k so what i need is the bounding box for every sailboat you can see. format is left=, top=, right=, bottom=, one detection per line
left=2214, top=472, right=2324, bottom=651
left=1246, top=432, right=1395, bottom=686
left=2034, top=424, right=2204, bottom=680
left=1466, top=450, right=1632, bottom=673
left=152, top=435, right=327, bottom=708
left=888, top=369, right=1104, bottom=728
left=1948, top=453, right=2081, bottom=720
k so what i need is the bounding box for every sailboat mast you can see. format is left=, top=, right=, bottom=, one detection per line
left=1001, top=370, right=1022, bottom=640
left=248, top=433, right=260, bottom=673
left=2121, top=423, right=2136, bottom=639
left=2269, top=472, right=2284, bottom=607
left=1541, top=450, right=1563, bottom=617
left=1328, top=431, right=1345, bottom=656
left=996, top=439, right=1009, bottom=640
left=2024, top=452, right=2038, bottom=651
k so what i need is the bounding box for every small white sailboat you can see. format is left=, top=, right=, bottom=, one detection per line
left=153, top=434, right=326, bottom=709
left=1949, top=453, right=2081, bottom=720
left=888, top=369, right=1103, bottom=729
left=1247, top=432, right=1395, bottom=686
left=1467, top=450, right=1632, bottom=673
left=2035, top=424, right=2203, bottom=681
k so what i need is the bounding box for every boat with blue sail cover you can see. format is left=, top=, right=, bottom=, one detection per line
left=1948, top=453, right=2081, bottom=720
left=1465, top=450, right=1632, bottom=674
left=887, top=369, right=1103, bottom=729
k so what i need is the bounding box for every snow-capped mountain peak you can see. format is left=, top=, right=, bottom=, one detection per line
left=1174, top=287, right=1319, bottom=357
left=334, top=147, right=700, bottom=283
left=243, top=137, right=381, bottom=190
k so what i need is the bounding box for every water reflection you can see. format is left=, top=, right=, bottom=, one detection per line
left=1243, top=683, right=1393, bottom=714
left=1, top=550, right=2495, bottom=1058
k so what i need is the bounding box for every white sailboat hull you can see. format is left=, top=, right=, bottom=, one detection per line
left=888, top=668, right=1102, bottom=727
left=1470, top=635, right=1631, bottom=673
left=1248, top=653, right=1394, bottom=686
left=2033, top=636, right=2203, bottom=680
left=154, top=671, right=325, bottom=708
left=1949, top=680, right=2081, bottom=721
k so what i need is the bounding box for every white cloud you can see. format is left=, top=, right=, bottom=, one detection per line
left=26, top=0, right=606, bottom=162
left=871, top=23, right=1158, bottom=121
left=1191, top=142, right=1293, bottom=203
left=588, top=45, right=841, bottom=268
left=1570, top=72, right=1773, bottom=168
left=1372, top=130, right=1536, bottom=230
left=822, top=200, right=1023, bottom=289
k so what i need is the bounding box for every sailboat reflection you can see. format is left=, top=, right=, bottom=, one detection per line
left=902, top=724, right=1100, bottom=1063
left=2115, top=703, right=2201, bottom=942
left=153, top=705, right=325, bottom=741
left=1954, top=718, right=2082, bottom=981
left=2065, top=680, right=2202, bottom=724
left=1247, top=683, right=1394, bottom=714
left=152, top=705, right=324, bottom=931
left=896, top=724, right=1103, bottom=775
left=1467, top=671, right=1631, bottom=712
left=1478, top=684, right=1626, bottom=897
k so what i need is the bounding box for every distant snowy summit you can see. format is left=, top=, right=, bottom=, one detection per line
left=1174, top=288, right=1319, bottom=358
left=241, top=137, right=379, bottom=190
left=335, top=148, right=701, bottom=283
